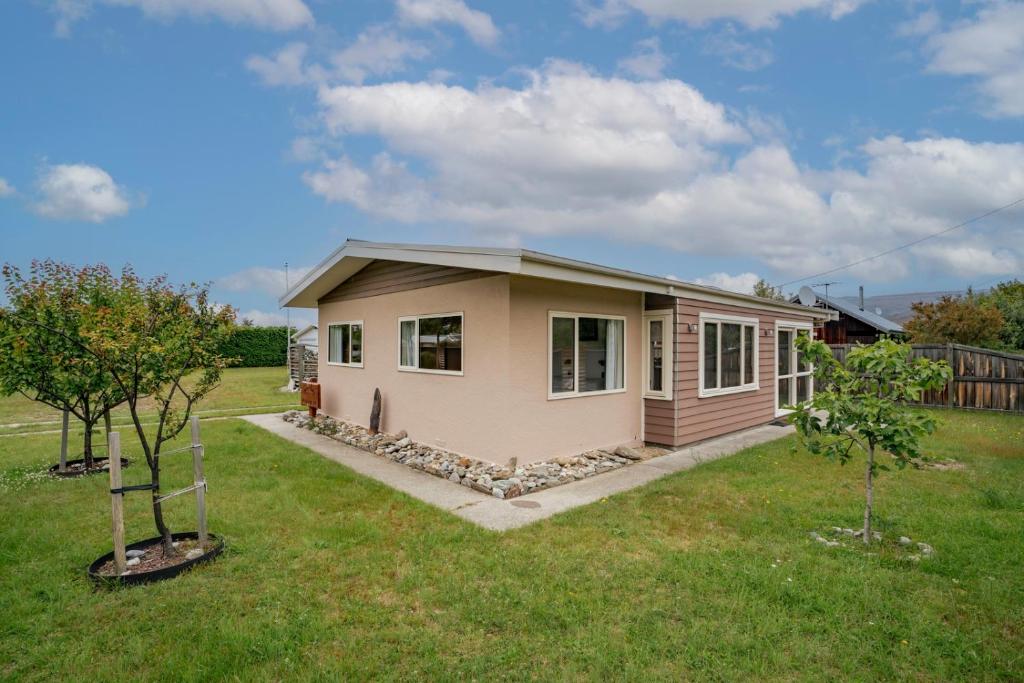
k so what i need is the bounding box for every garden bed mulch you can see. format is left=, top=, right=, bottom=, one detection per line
left=49, top=457, right=130, bottom=478
left=91, top=533, right=223, bottom=584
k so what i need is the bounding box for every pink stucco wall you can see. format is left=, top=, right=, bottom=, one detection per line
left=316, top=274, right=644, bottom=465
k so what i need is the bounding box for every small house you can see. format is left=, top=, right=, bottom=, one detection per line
left=281, top=240, right=829, bottom=465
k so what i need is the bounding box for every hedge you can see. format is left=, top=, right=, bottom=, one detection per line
left=219, top=326, right=289, bottom=367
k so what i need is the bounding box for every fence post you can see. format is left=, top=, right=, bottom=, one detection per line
left=190, top=416, right=208, bottom=545
left=946, top=343, right=955, bottom=409
left=59, top=408, right=69, bottom=473
left=108, top=432, right=127, bottom=575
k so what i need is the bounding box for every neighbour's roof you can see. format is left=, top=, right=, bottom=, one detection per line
left=280, top=239, right=828, bottom=319
left=837, top=290, right=964, bottom=324
left=802, top=292, right=904, bottom=333
left=290, top=323, right=318, bottom=342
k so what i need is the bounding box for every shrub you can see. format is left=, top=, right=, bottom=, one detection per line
left=219, top=326, right=289, bottom=367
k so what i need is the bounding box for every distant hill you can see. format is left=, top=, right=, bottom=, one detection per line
left=835, top=290, right=965, bottom=324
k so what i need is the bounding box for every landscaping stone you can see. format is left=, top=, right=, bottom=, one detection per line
left=126, top=557, right=141, bottom=567
left=917, top=542, right=934, bottom=556
left=899, top=536, right=912, bottom=546
left=126, top=549, right=146, bottom=559
left=185, top=549, right=203, bottom=561
left=282, top=410, right=673, bottom=500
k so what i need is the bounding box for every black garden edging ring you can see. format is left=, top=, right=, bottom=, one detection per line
left=48, top=457, right=131, bottom=478
left=88, top=531, right=224, bottom=587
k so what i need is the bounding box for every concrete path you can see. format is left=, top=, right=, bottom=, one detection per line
left=242, top=413, right=795, bottom=532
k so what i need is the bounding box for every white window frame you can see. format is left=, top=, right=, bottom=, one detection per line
left=397, top=311, right=465, bottom=376
left=642, top=310, right=673, bottom=401
left=698, top=312, right=760, bottom=398
left=325, top=320, right=364, bottom=368
left=547, top=311, right=628, bottom=400
left=775, top=319, right=814, bottom=416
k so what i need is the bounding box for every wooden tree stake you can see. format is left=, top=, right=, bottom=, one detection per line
left=108, top=431, right=127, bottom=574
left=190, top=416, right=208, bottom=546
left=369, top=388, right=382, bottom=435
left=59, top=408, right=69, bottom=473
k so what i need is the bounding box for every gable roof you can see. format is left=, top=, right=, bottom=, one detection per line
left=290, top=324, right=318, bottom=343
left=281, top=239, right=829, bottom=319
left=798, top=291, right=904, bottom=333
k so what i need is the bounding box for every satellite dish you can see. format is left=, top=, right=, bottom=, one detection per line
left=798, top=286, right=817, bottom=307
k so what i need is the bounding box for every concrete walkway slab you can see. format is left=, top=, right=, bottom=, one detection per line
left=242, top=413, right=795, bottom=532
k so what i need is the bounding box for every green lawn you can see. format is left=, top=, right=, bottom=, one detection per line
left=0, top=366, right=299, bottom=435
left=1, top=409, right=1021, bottom=681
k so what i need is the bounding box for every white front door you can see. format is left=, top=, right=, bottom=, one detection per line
left=775, top=323, right=814, bottom=415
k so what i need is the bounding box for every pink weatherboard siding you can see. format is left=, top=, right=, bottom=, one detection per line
left=317, top=273, right=644, bottom=466
left=643, top=297, right=817, bottom=448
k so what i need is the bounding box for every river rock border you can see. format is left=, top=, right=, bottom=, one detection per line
left=282, top=411, right=666, bottom=499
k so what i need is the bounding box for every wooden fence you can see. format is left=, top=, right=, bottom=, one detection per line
left=827, top=343, right=1024, bottom=413
left=289, top=344, right=318, bottom=384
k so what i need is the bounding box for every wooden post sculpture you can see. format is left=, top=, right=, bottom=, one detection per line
left=59, top=408, right=69, bottom=473
left=190, top=416, right=208, bottom=546
left=369, top=388, right=382, bottom=435
left=107, top=431, right=127, bottom=575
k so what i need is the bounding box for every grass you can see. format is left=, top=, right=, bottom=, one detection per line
left=0, top=409, right=1021, bottom=681
left=0, top=366, right=299, bottom=435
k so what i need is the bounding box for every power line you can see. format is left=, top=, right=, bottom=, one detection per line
left=775, top=196, right=1024, bottom=289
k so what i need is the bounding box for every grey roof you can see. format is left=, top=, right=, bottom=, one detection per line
left=837, top=290, right=965, bottom=324
left=281, top=239, right=830, bottom=320
left=804, top=292, right=904, bottom=333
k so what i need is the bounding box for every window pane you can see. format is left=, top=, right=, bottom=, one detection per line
left=400, top=320, right=416, bottom=367
left=340, top=324, right=350, bottom=364
left=721, top=323, right=742, bottom=388
left=703, top=322, right=718, bottom=389
left=329, top=325, right=343, bottom=364
left=778, top=377, right=791, bottom=409
left=351, top=324, right=362, bottom=364
left=551, top=317, right=575, bottom=393
left=649, top=319, right=663, bottom=392
left=778, top=330, right=792, bottom=376
left=578, top=317, right=608, bottom=392
left=797, top=375, right=810, bottom=403
left=743, top=325, right=755, bottom=385
left=797, top=330, right=811, bottom=372
left=418, top=315, right=462, bottom=371
left=606, top=319, right=624, bottom=390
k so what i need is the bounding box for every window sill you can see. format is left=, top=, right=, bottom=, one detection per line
left=698, top=384, right=759, bottom=399
left=643, top=392, right=672, bottom=401
left=548, top=387, right=627, bottom=401
left=326, top=361, right=363, bottom=368
left=398, top=366, right=464, bottom=377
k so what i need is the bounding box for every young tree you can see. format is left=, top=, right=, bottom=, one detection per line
left=79, top=269, right=235, bottom=554
left=0, top=262, right=126, bottom=468
left=752, top=278, right=786, bottom=301
left=980, top=279, right=1024, bottom=351
left=904, top=293, right=1004, bottom=348
left=788, top=337, right=952, bottom=545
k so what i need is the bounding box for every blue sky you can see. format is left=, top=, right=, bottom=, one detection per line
left=1, top=0, right=1022, bottom=327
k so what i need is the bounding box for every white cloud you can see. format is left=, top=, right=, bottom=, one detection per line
left=396, top=0, right=499, bottom=47
left=617, top=37, right=669, bottom=79
left=33, top=163, right=133, bottom=222
left=238, top=308, right=312, bottom=327
left=895, top=8, right=940, bottom=38
left=703, top=26, right=774, bottom=71
left=218, top=265, right=313, bottom=297
left=694, top=271, right=762, bottom=294
left=925, top=2, right=1024, bottom=118
left=247, top=29, right=429, bottom=87
left=0, top=178, right=14, bottom=197
left=330, top=25, right=430, bottom=84
left=577, top=0, right=869, bottom=30
left=301, top=61, right=1024, bottom=282
left=51, top=0, right=314, bottom=34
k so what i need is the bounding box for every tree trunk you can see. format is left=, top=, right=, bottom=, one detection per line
left=83, top=423, right=94, bottom=469
left=151, top=459, right=175, bottom=555
left=103, top=409, right=112, bottom=439
left=863, top=442, right=875, bottom=546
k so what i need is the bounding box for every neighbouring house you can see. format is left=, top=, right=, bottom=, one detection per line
left=291, top=323, right=319, bottom=347
left=794, top=288, right=905, bottom=345
left=280, top=240, right=829, bottom=466
left=288, top=324, right=319, bottom=387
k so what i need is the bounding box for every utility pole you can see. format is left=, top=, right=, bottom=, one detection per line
left=285, top=262, right=292, bottom=389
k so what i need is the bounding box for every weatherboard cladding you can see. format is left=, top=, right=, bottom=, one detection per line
left=318, top=259, right=493, bottom=303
